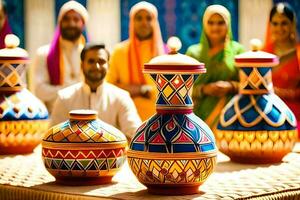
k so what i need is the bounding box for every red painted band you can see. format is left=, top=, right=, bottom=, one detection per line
left=0, top=57, right=28, bottom=61
left=235, top=57, right=278, bottom=63
left=144, top=64, right=205, bottom=71
left=156, top=109, right=193, bottom=114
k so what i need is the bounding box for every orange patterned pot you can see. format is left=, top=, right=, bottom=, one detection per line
left=0, top=34, right=48, bottom=154
left=42, top=110, right=127, bottom=185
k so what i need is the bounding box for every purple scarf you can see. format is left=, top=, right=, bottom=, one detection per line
left=46, top=27, right=62, bottom=85
left=46, top=27, right=89, bottom=85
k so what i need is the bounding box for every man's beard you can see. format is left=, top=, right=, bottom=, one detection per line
left=61, top=27, right=82, bottom=41
left=84, top=70, right=105, bottom=83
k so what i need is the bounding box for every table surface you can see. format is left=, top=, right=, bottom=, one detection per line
left=1, top=144, right=300, bottom=200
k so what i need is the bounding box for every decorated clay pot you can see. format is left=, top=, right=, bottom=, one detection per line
left=216, top=40, right=298, bottom=164
left=42, top=110, right=127, bottom=185
left=0, top=34, right=49, bottom=154
left=127, top=37, right=217, bottom=195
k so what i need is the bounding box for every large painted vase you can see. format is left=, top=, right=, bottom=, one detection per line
left=42, top=110, right=127, bottom=185
left=0, top=34, right=48, bottom=154
left=127, top=38, right=217, bottom=195
left=217, top=41, right=298, bottom=164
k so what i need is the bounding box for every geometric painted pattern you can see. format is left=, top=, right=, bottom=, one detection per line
left=43, top=119, right=126, bottom=143
left=0, top=120, right=49, bottom=149
left=127, top=157, right=216, bottom=184
left=0, top=56, right=49, bottom=154
left=130, top=113, right=216, bottom=153
left=129, top=111, right=217, bottom=189
left=0, top=63, right=24, bottom=87
left=219, top=94, right=297, bottom=130
left=42, top=148, right=126, bottom=177
left=216, top=130, right=297, bottom=163
left=217, top=65, right=297, bottom=163
left=151, top=74, right=197, bottom=107
left=0, top=89, right=49, bottom=120
left=239, top=67, right=273, bottom=92
left=42, top=113, right=128, bottom=180
left=129, top=62, right=217, bottom=192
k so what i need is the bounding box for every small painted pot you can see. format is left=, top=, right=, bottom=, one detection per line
left=216, top=40, right=298, bottom=164
left=42, top=110, right=127, bottom=185
left=127, top=37, right=217, bottom=195
left=0, top=34, right=49, bottom=154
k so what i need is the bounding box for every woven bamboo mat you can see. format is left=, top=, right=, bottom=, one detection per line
left=0, top=144, right=300, bottom=200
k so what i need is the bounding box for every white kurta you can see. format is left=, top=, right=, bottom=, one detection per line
left=51, top=82, right=142, bottom=139
left=31, top=38, right=84, bottom=112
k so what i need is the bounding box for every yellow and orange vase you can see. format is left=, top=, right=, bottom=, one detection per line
left=127, top=38, right=217, bottom=195
left=0, top=34, right=49, bottom=154
left=42, top=110, right=127, bottom=185
left=216, top=40, right=298, bottom=163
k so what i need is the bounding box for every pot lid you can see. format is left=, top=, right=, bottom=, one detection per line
left=69, top=109, right=98, bottom=120
left=235, top=39, right=279, bottom=67
left=0, top=34, right=29, bottom=62
left=43, top=109, right=127, bottom=143
left=144, top=37, right=206, bottom=74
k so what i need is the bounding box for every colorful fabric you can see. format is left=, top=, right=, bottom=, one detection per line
left=263, top=25, right=300, bottom=135
left=186, top=5, right=244, bottom=130
left=107, top=1, right=167, bottom=121
left=0, top=17, right=12, bottom=49
left=47, top=1, right=87, bottom=85
left=127, top=1, right=165, bottom=84
left=120, top=1, right=239, bottom=53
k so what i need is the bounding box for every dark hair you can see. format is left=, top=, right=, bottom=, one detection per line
left=80, top=43, right=110, bottom=61
left=269, top=2, right=295, bottom=22
left=1, top=0, right=7, bottom=15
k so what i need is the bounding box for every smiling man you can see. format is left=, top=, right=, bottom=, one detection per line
left=31, top=1, right=88, bottom=112
left=50, top=43, right=142, bottom=140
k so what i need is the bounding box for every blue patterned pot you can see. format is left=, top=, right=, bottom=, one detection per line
left=127, top=38, right=217, bottom=195
left=217, top=40, right=297, bottom=163
left=0, top=35, right=49, bottom=154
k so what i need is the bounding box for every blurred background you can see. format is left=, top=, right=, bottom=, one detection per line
left=6, top=0, right=300, bottom=56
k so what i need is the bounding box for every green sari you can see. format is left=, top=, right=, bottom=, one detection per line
left=186, top=23, right=244, bottom=130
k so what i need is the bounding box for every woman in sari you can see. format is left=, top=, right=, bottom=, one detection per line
left=264, top=2, right=300, bottom=137
left=186, top=5, right=244, bottom=131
